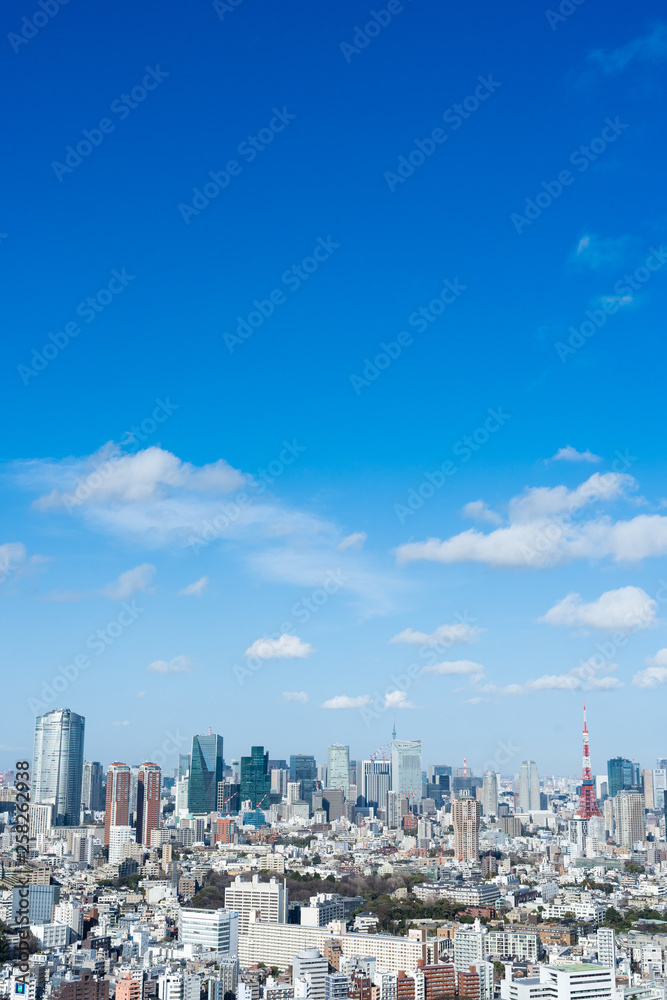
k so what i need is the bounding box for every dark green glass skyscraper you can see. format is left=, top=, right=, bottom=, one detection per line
left=188, top=733, right=223, bottom=813
left=240, top=746, right=271, bottom=808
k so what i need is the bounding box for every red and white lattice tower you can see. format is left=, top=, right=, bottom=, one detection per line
left=574, top=704, right=603, bottom=819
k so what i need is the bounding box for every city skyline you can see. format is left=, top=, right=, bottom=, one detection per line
left=2, top=1, right=667, bottom=771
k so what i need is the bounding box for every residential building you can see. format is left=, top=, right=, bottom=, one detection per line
left=108, top=825, right=135, bottom=864
left=116, top=977, right=142, bottom=1000
left=50, top=972, right=109, bottom=1000
left=32, top=708, right=85, bottom=827
left=178, top=907, right=239, bottom=954
left=224, top=873, right=287, bottom=935
left=293, top=950, right=328, bottom=1000
left=453, top=792, right=481, bottom=862
left=482, top=772, right=498, bottom=817
left=104, top=763, right=131, bottom=844
left=597, top=928, right=616, bottom=971
left=615, top=790, right=644, bottom=848
left=12, top=883, right=60, bottom=923
left=136, top=762, right=161, bottom=844
left=500, top=964, right=613, bottom=1000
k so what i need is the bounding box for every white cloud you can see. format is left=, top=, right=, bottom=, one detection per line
left=136, top=691, right=147, bottom=698
left=395, top=472, right=667, bottom=569
left=464, top=696, right=488, bottom=705
left=245, top=634, right=313, bottom=660
left=282, top=691, right=309, bottom=703
left=633, top=649, right=667, bottom=688
left=179, top=576, right=208, bottom=597
left=0, top=542, right=27, bottom=580
left=589, top=23, right=667, bottom=73
left=338, top=532, right=367, bottom=551
left=101, top=563, right=156, bottom=600
left=112, top=720, right=130, bottom=726
left=383, top=690, right=416, bottom=709
left=550, top=446, right=601, bottom=463
left=540, top=586, right=657, bottom=632
left=479, top=658, right=623, bottom=697
left=390, top=623, right=481, bottom=647
left=461, top=500, right=502, bottom=525
left=147, top=655, right=193, bottom=674
left=422, top=660, right=485, bottom=677
left=571, top=234, right=631, bottom=270
left=321, top=694, right=371, bottom=709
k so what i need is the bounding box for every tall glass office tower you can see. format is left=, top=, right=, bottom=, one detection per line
left=327, top=744, right=350, bottom=798
left=240, top=746, right=271, bottom=808
left=33, top=708, right=85, bottom=826
left=188, top=733, right=224, bottom=813
left=391, top=739, right=422, bottom=799
left=289, top=754, right=316, bottom=804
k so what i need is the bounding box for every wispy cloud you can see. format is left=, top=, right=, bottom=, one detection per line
left=244, top=634, right=313, bottom=660
left=112, top=720, right=130, bottom=726
left=461, top=500, right=502, bottom=525
left=390, top=623, right=481, bottom=646
left=178, top=575, right=208, bottom=597
left=321, top=694, right=371, bottom=709
left=147, top=655, right=193, bottom=674
left=479, top=658, right=623, bottom=697
left=570, top=234, right=631, bottom=270
left=101, top=563, right=156, bottom=600
left=282, top=690, right=309, bottom=703
left=540, top=586, right=657, bottom=632
left=549, top=446, right=601, bottom=463
left=588, top=23, right=667, bottom=74
left=422, top=659, right=485, bottom=677
left=338, top=532, right=367, bottom=551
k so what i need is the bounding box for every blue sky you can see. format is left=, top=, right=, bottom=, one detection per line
left=2, top=0, right=667, bottom=777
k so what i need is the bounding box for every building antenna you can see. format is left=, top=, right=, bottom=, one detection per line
left=392, top=716, right=396, bottom=741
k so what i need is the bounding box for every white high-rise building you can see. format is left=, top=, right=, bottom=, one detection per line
left=108, top=825, right=136, bottom=863
left=33, top=708, right=85, bottom=827
left=327, top=745, right=350, bottom=799
left=53, top=902, right=83, bottom=939
left=482, top=771, right=498, bottom=816
left=178, top=907, right=239, bottom=954
left=391, top=740, right=422, bottom=799
left=224, top=874, right=287, bottom=935
left=518, top=761, right=540, bottom=812
left=597, top=928, right=616, bottom=971
left=454, top=919, right=487, bottom=972
left=615, top=790, right=644, bottom=848
left=293, top=950, right=328, bottom=1000
left=652, top=769, right=667, bottom=809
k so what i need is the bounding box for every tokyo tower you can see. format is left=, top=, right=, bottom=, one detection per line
left=574, top=704, right=603, bottom=819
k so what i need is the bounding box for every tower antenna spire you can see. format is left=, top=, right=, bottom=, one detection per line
left=574, top=703, right=602, bottom=819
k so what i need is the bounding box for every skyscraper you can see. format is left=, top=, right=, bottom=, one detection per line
left=81, top=761, right=104, bottom=812
left=327, top=744, right=350, bottom=799
left=188, top=733, right=224, bottom=814
left=33, top=708, right=85, bottom=827
left=104, top=763, right=131, bottom=845
left=453, top=791, right=481, bottom=862
left=615, top=790, right=644, bottom=848
left=391, top=740, right=422, bottom=800
left=359, top=760, right=391, bottom=809
left=136, top=762, right=161, bottom=844
left=518, top=761, right=540, bottom=812
left=290, top=755, right=317, bottom=805
left=607, top=757, right=641, bottom=798
left=482, top=771, right=498, bottom=817
left=240, top=746, right=271, bottom=808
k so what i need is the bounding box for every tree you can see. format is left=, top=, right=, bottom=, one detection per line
left=493, top=962, right=506, bottom=981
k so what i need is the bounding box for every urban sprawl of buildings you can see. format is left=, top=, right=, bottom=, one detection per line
left=2, top=707, right=667, bottom=1000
